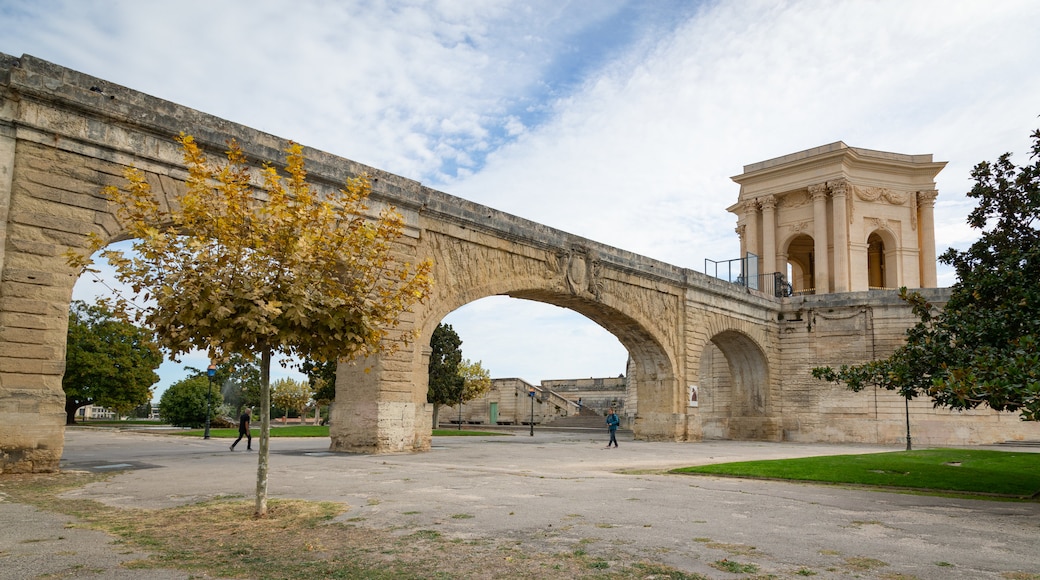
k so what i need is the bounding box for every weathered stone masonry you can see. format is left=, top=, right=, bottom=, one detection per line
left=2, top=54, right=1037, bottom=473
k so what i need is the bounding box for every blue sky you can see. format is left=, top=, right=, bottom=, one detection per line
left=3, top=0, right=1039, bottom=397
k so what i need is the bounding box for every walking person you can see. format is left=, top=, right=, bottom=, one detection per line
left=605, top=408, right=619, bottom=448
left=230, top=408, right=252, bottom=451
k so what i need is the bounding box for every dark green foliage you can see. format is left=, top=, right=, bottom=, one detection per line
left=158, top=375, right=223, bottom=428
left=301, top=358, right=337, bottom=402
left=427, top=323, right=464, bottom=426
left=815, top=128, right=1040, bottom=421
left=63, top=300, right=162, bottom=424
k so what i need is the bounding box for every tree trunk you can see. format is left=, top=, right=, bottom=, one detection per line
left=255, top=349, right=271, bottom=517
left=65, top=400, right=81, bottom=425
left=432, top=402, right=440, bottom=430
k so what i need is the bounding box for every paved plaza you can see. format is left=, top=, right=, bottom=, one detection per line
left=2, top=427, right=1038, bottom=579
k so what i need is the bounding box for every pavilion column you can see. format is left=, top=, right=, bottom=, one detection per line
left=735, top=224, right=747, bottom=260
left=760, top=195, right=777, bottom=276
left=809, top=184, right=830, bottom=294
left=828, top=180, right=849, bottom=292
left=743, top=200, right=760, bottom=261
left=917, top=190, right=938, bottom=288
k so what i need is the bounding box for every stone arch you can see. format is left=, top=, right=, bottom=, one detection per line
left=783, top=233, right=816, bottom=294
left=0, top=137, right=184, bottom=472
left=410, top=231, right=682, bottom=440
left=422, top=288, right=678, bottom=431
left=865, top=227, right=898, bottom=289
left=694, top=315, right=776, bottom=441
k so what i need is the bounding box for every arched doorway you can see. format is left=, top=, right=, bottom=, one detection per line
left=866, top=230, right=897, bottom=289
left=697, top=329, right=774, bottom=440
left=786, top=234, right=816, bottom=294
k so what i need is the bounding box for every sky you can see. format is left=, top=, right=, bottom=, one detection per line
left=3, top=0, right=1039, bottom=398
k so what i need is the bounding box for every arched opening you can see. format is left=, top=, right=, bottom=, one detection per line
left=435, top=296, right=629, bottom=428
left=402, top=280, right=681, bottom=443
left=867, top=233, right=885, bottom=289
left=697, top=329, right=775, bottom=441
left=866, top=230, right=898, bottom=289
left=786, top=234, right=816, bottom=294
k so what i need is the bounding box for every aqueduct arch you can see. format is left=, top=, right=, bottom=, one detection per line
left=328, top=210, right=686, bottom=453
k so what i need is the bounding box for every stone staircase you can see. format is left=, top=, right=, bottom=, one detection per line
left=545, top=406, right=605, bottom=429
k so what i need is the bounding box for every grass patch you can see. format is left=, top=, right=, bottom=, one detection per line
left=432, top=429, right=511, bottom=436
left=671, top=449, right=1040, bottom=498
left=710, top=559, right=759, bottom=574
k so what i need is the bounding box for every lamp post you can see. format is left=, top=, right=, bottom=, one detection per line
left=457, top=387, right=463, bottom=431
left=529, top=388, right=535, bottom=436
left=204, top=363, right=216, bottom=439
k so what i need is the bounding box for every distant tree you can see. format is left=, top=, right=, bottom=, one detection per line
left=130, top=401, right=153, bottom=419
left=428, top=323, right=464, bottom=428
left=68, top=134, right=433, bottom=516
left=459, top=359, right=492, bottom=403
left=271, top=378, right=313, bottom=423
left=158, top=375, right=222, bottom=428
left=301, top=358, right=337, bottom=402
left=454, top=358, right=493, bottom=431
left=814, top=128, right=1040, bottom=445
left=63, top=300, right=162, bottom=424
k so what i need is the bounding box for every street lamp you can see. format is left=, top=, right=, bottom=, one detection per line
left=529, top=388, right=535, bottom=436
left=457, top=386, right=463, bottom=431
left=204, top=363, right=216, bottom=439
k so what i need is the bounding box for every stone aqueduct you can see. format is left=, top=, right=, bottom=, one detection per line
left=2, top=55, right=1038, bottom=474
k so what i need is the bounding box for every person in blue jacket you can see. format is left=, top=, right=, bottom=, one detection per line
left=605, top=408, right=620, bottom=448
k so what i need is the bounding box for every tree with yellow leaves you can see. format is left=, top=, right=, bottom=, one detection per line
left=68, top=134, right=433, bottom=516
left=271, top=377, right=313, bottom=424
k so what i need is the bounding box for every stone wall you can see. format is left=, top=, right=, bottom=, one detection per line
left=770, top=289, right=1040, bottom=446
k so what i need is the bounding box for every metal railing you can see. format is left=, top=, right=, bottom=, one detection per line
left=705, top=254, right=793, bottom=297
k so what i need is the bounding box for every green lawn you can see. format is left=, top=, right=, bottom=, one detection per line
left=672, top=449, right=1040, bottom=498
left=182, top=425, right=330, bottom=437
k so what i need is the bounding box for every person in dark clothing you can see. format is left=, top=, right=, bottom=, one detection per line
left=605, top=408, right=619, bottom=448
left=230, top=408, right=252, bottom=451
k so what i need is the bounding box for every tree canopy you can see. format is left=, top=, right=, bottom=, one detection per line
left=426, top=324, right=493, bottom=427
left=814, top=128, right=1040, bottom=421
left=69, top=135, right=432, bottom=365
left=271, top=377, right=313, bottom=421
left=459, top=358, right=492, bottom=402
left=158, top=374, right=221, bottom=428
left=68, top=134, right=433, bottom=516
left=427, top=323, right=464, bottom=427
left=300, top=357, right=337, bottom=404
left=63, top=300, right=162, bottom=424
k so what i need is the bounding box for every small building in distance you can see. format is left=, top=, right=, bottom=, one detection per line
left=440, top=376, right=628, bottom=428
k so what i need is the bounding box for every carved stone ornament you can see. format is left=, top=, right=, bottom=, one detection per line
left=790, top=221, right=810, bottom=234
left=808, top=183, right=828, bottom=200
left=780, top=191, right=810, bottom=208
left=866, top=217, right=899, bottom=236
left=854, top=185, right=908, bottom=205
left=555, top=247, right=602, bottom=298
